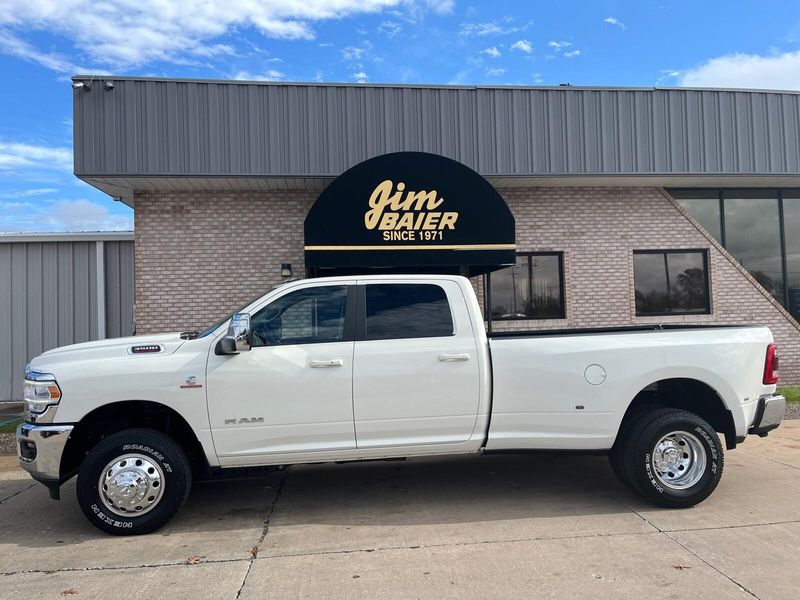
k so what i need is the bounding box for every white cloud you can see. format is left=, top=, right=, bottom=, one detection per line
left=656, top=69, right=680, bottom=84
left=232, top=69, right=285, bottom=81
left=342, top=44, right=370, bottom=63
left=0, top=188, right=58, bottom=199
left=511, top=39, right=533, bottom=54
left=532, top=72, right=543, bottom=84
left=679, top=50, right=800, bottom=90
left=481, top=46, right=501, bottom=58
left=0, top=142, right=72, bottom=172
left=604, top=17, right=626, bottom=30
left=378, top=20, right=402, bottom=38
left=548, top=41, right=572, bottom=50
left=417, top=0, right=454, bottom=14
left=461, top=16, right=532, bottom=37
left=486, top=67, right=506, bottom=77
left=0, top=0, right=426, bottom=70
left=0, top=198, right=133, bottom=233
left=353, top=71, right=369, bottom=83
left=0, top=29, right=87, bottom=73
left=564, top=50, right=580, bottom=58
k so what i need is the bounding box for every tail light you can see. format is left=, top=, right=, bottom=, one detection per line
left=763, top=343, right=779, bottom=385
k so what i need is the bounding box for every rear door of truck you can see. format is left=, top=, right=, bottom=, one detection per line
left=351, top=279, right=482, bottom=448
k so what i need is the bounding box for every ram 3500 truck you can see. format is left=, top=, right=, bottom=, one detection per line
left=17, top=275, right=786, bottom=535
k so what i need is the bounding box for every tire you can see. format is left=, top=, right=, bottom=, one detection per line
left=622, top=409, right=724, bottom=508
left=609, top=405, right=657, bottom=487
left=76, top=428, right=192, bottom=535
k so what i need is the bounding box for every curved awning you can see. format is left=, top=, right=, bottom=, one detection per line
left=304, top=152, right=515, bottom=273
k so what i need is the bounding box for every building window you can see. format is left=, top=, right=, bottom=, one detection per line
left=723, top=192, right=784, bottom=304
left=487, top=253, right=565, bottom=320
left=633, top=250, right=710, bottom=316
left=668, top=188, right=794, bottom=316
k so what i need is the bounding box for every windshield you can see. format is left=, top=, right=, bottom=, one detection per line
left=197, top=292, right=265, bottom=339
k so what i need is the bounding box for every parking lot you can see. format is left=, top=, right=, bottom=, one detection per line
left=1, top=422, right=798, bottom=599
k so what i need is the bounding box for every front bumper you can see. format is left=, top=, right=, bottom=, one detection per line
left=16, top=422, right=74, bottom=498
left=749, top=394, right=785, bottom=437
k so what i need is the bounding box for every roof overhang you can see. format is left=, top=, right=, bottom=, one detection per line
left=79, top=174, right=800, bottom=208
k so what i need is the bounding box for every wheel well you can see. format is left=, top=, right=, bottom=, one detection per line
left=60, top=401, right=209, bottom=480
left=619, top=378, right=737, bottom=450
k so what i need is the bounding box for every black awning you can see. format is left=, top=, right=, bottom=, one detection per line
left=304, top=152, right=515, bottom=273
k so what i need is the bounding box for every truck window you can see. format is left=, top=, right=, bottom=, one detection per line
left=250, top=285, right=348, bottom=346
left=365, top=284, right=454, bottom=341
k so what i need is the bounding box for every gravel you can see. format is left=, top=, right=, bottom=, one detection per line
left=786, top=403, right=800, bottom=421
left=0, top=433, right=16, bottom=455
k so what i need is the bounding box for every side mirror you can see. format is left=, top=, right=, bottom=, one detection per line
left=220, top=313, right=251, bottom=354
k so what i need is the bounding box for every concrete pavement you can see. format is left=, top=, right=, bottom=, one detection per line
left=1, top=422, right=800, bottom=599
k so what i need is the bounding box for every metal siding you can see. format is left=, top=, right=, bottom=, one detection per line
left=104, top=241, right=135, bottom=338
left=0, top=238, right=134, bottom=400
left=74, top=81, right=800, bottom=180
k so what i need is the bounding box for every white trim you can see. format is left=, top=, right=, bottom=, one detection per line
left=0, top=231, right=134, bottom=243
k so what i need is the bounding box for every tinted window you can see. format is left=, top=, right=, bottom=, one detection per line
left=634, top=251, right=710, bottom=315
left=365, top=284, right=454, bottom=340
left=724, top=192, right=784, bottom=304
left=670, top=189, right=722, bottom=241
left=488, top=253, right=564, bottom=319
left=251, top=286, right=348, bottom=346
left=783, top=191, right=800, bottom=318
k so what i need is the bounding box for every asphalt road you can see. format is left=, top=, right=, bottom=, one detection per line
left=1, top=422, right=799, bottom=599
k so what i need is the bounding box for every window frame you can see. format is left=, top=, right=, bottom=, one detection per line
left=249, top=284, right=357, bottom=347
left=485, top=252, right=566, bottom=321
left=355, top=282, right=457, bottom=341
left=633, top=248, right=711, bottom=317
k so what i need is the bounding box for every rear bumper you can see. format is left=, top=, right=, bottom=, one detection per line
left=16, top=422, right=74, bottom=498
left=749, top=394, right=785, bottom=437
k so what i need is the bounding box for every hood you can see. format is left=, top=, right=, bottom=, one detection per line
left=32, top=332, right=190, bottom=368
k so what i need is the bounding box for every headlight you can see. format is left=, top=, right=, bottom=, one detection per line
left=23, top=371, right=62, bottom=415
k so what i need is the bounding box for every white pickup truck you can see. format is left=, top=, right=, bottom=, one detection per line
left=18, top=274, right=786, bottom=535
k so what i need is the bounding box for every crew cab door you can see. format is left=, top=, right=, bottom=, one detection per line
left=206, top=284, right=356, bottom=461
left=352, top=280, right=481, bottom=448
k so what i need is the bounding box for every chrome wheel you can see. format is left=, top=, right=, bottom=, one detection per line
left=651, top=431, right=707, bottom=490
left=97, top=453, right=165, bottom=517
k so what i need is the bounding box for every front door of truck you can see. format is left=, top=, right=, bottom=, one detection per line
left=352, top=280, right=482, bottom=448
left=206, top=284, right=356, bottom=463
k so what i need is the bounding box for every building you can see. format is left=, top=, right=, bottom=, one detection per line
left=0, top=232, right=134, bottom=400
left=70, top=76, right=800, bottom=382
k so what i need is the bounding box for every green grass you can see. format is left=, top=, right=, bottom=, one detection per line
left=778, top=386, right=800, bottom=404
left=0, top=419, right=22, bottom=434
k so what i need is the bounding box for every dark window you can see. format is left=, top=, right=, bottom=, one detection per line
left=723, top=191, right=784, bottom=304
left=670, top=189, right=723, bottom=241
left=250, top=285, right=348, bottom=346
left=783, top=190, right=800, bottom=318
left=488, top=253, right=564, bottom=320
left=365, top=284, right=454, bottom=340
left=634, top=250, right=710, bottom=316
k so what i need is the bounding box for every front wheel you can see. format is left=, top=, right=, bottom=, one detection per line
left=77, top=428, right=192, bottom=535
left=622, top=409, right=724, bottom=508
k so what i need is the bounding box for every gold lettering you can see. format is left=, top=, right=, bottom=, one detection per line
left=396, top=213, right=415, bottom=229
left=365, top=180, right=394, bottom=230
left=404, top=190, right=443, bottom=211
left=422, top=212, right=441, bottom=230
left=378, top=213, right=399, bottom=230
left=439, top=212, right=458, bottom=230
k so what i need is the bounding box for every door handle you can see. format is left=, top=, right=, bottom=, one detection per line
left=309, top=359, right=344, bottom=368
left=438, top=353, right=470, bottom=362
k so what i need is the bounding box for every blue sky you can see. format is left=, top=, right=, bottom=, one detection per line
left=1, top=0, right=800, bottom=232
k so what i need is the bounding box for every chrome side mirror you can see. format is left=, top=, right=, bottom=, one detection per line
left=221, top=313, right=251, bottom=354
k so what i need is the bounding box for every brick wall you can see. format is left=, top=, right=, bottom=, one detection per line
left=134, top=187, right=800, bottom=383
left=134, top=190, right=312, bottom=335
